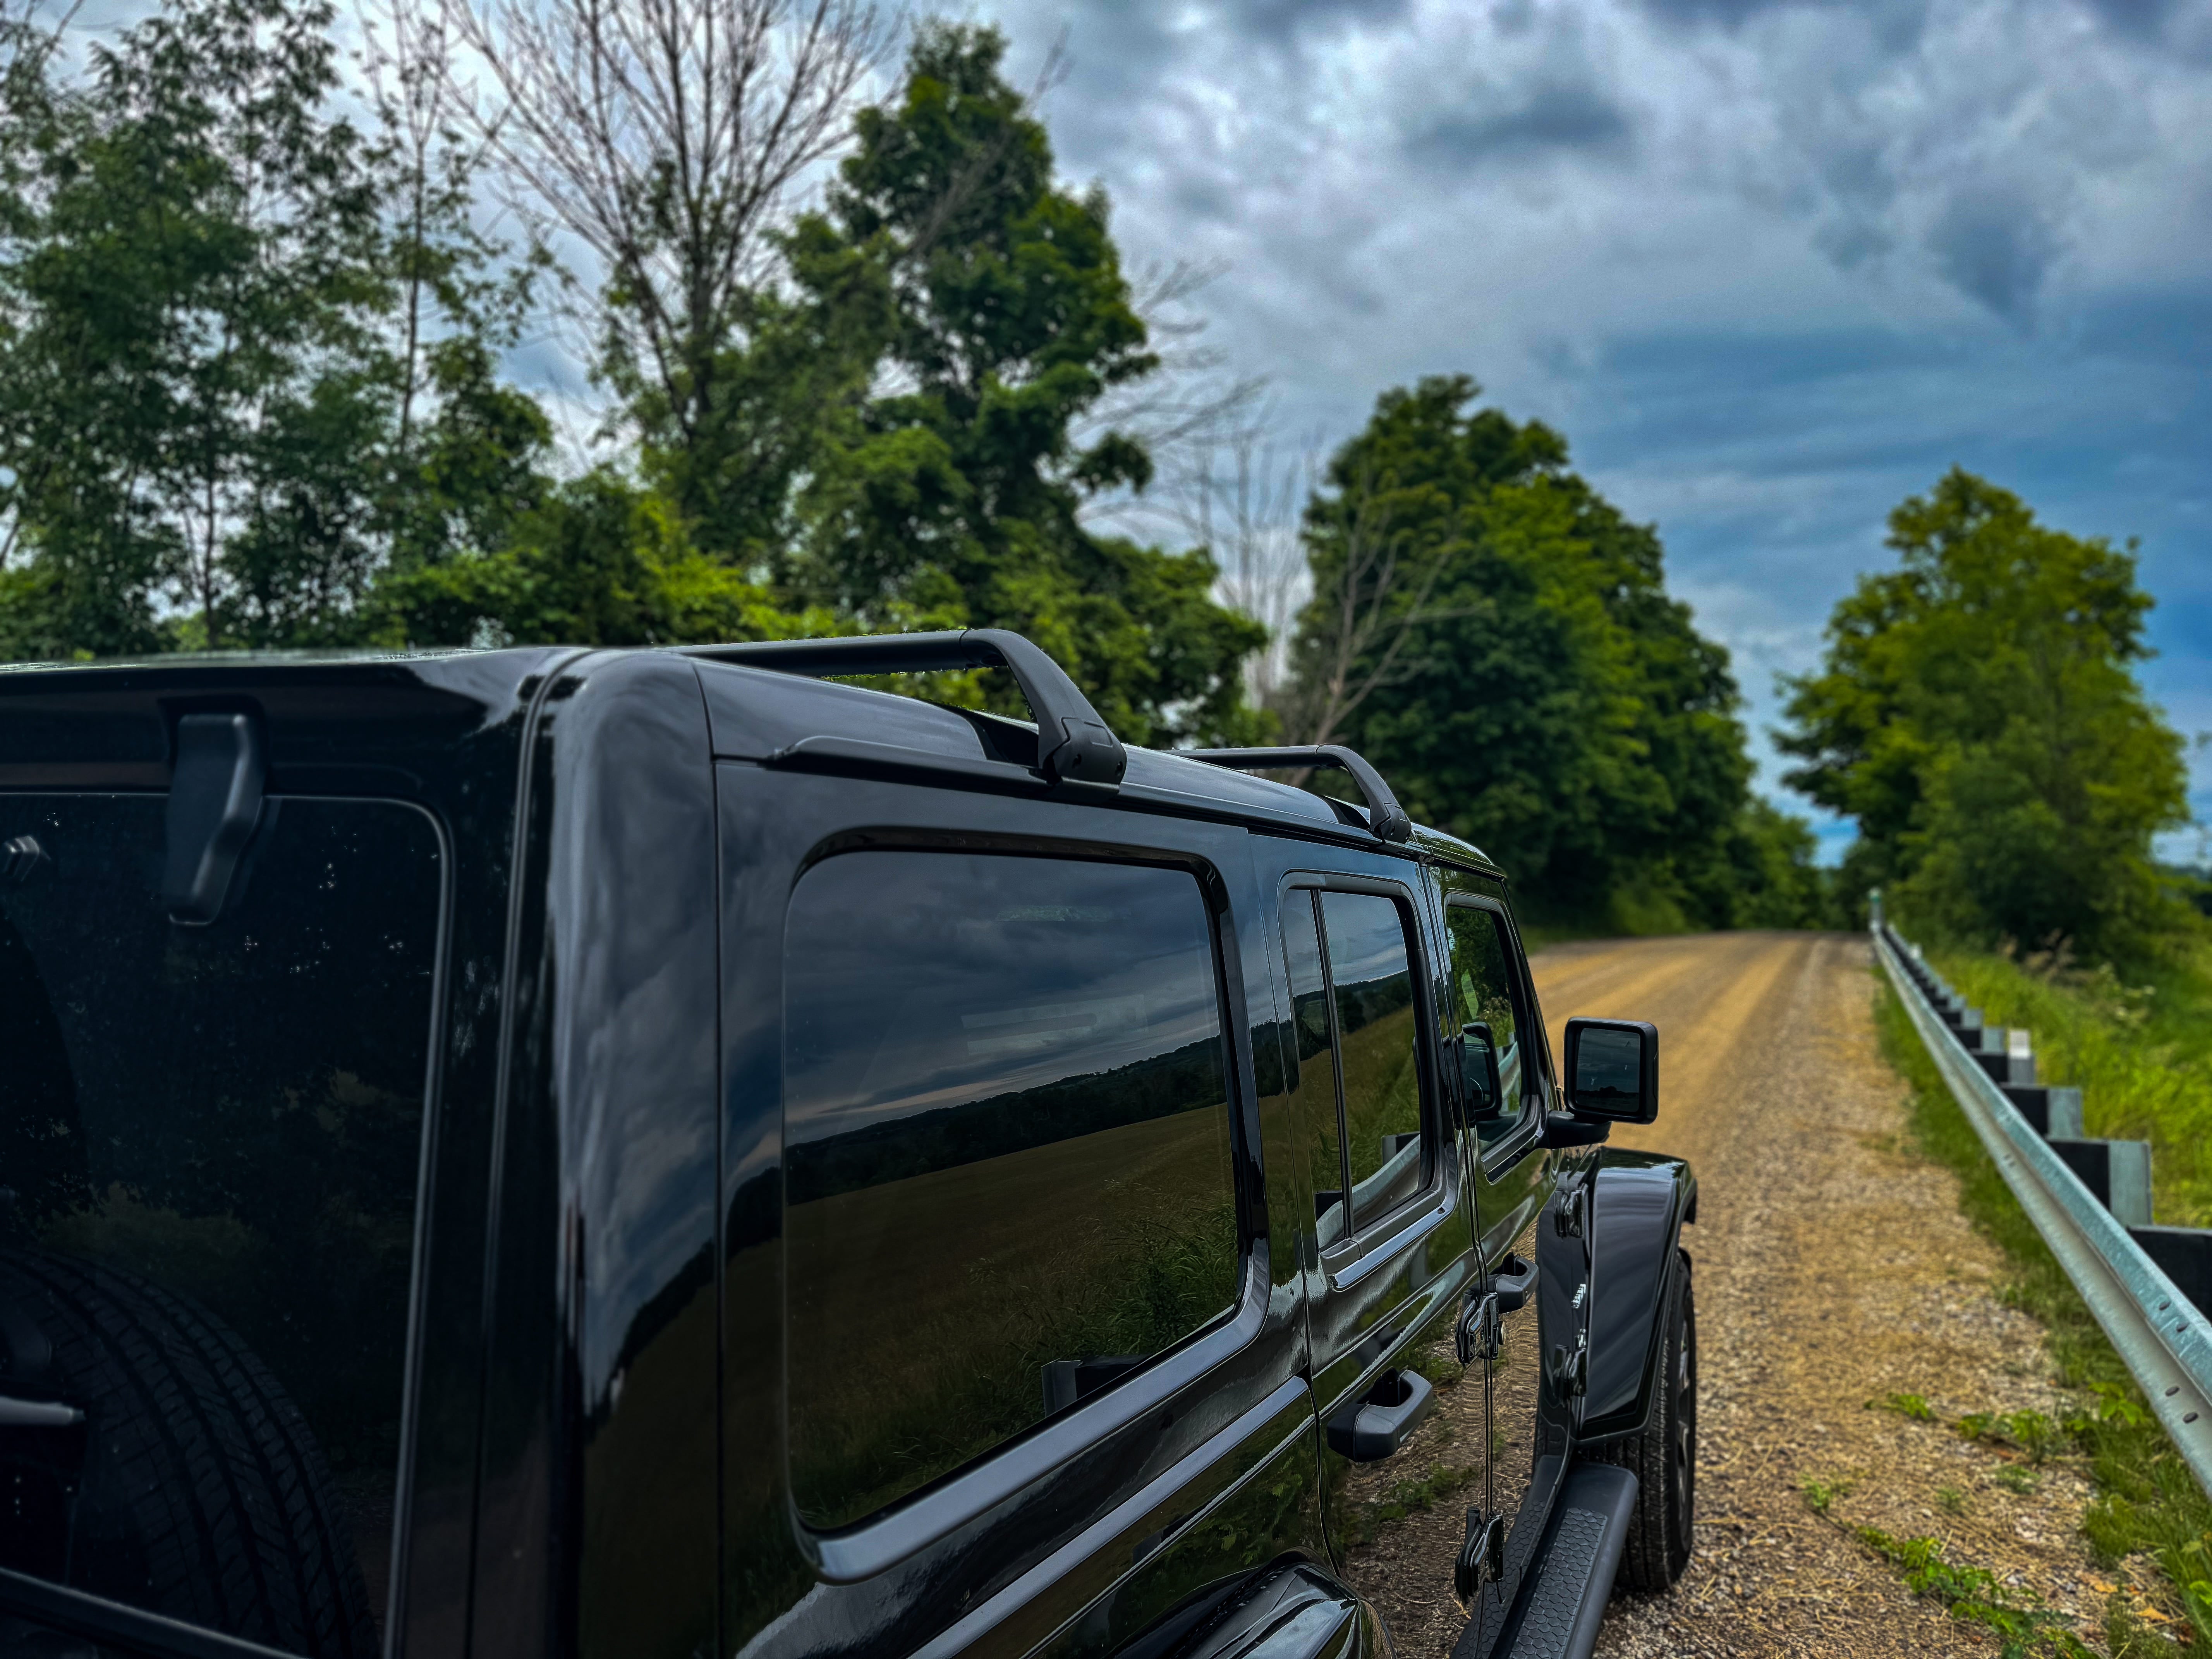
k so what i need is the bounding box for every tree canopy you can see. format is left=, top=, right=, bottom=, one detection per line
left=1290, top=376, right=1824, bottom=930
left=1780, top=468, right=2188, bottom=958
left=0, top=0, right=1849, bottom=936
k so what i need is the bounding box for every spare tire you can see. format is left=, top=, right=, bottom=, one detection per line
left=0, top=1249, right=380, bottom=1657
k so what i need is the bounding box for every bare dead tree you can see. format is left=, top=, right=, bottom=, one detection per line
left=1079, top=258, right=1264, bottom=532
left=0, top=0, right=72, bottom=88
left=1182, top=419, right=1460, bottom=757
left=1180, top=426, right=1312, bottom=710
left=442, top=0, right=889, bottom=449
left=1288, top=462, right=1455, bottom=750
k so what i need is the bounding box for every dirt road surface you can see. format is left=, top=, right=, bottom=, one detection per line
left=1514, top=933, right=2119, bottom=1656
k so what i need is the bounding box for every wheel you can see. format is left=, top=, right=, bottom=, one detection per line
left=0, top=1249, right=380, bottom=1656
left=1590, top=1247, right=1695, bottom=1591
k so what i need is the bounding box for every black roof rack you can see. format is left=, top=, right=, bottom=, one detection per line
left=684, top=628, right=1128, bottom=788
left=1176, top=746, right=1412, bottom=843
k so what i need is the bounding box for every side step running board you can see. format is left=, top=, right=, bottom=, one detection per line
left=1489, top=1462, right=1638, bottom=1659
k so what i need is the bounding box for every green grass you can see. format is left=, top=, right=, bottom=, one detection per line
left=1920, top=936, right=2212, bottom=1226
left=1874, top=963, right=2212, bottom=1642
left=1853, top=1526, right=2096, bottom=1659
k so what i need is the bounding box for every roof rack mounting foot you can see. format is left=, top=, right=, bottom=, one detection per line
left=683, top=629, right=1127, bottom=788
left=1175, top=745, right=1412, bottom=843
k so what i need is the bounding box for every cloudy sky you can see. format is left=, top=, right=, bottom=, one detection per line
left=965, top=0, right=2212, bottom=860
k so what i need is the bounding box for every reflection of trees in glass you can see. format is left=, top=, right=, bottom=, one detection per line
left=788, top=1110, right=1239, bottom=1528
left=1322, top=895, right=1420, bottom=1211
left=783, top=851, right=1247, bottom=1528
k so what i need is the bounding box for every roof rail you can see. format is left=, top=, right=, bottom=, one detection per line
left=1176, top=745, right=1412, bottom=843
left=684, top=629, right=1127, bottom=788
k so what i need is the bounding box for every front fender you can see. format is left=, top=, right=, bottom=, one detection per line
left=1577, top=1149, right=1695, bottom=1445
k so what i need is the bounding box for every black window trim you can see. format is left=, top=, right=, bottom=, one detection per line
left=1442, top=890, right=1548, bottom=1174
left=1279, top=870, right=1454, bottom=1288
left=781, top=833, right=1270, bottom=1585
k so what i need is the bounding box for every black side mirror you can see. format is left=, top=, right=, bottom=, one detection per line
left=1563, top=1018, right=1659, bottom=1123
left=1460, top=1022, right=1501, bottom=1120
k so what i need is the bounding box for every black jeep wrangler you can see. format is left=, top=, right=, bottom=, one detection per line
left=0, top=631, right=1695, bottom=1659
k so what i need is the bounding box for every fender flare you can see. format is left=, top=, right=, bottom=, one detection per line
left=1577, top=1148, right=1696, bottom=1446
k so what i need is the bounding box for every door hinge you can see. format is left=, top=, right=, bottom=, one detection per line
left=1455, top=1508, right=1507, bottom=1601
left=1548, top=1340, right=1590, bottom=1399
left=1454, top=1292, right=1500, bottom=1367
left=1554, top=1183, right=1587, bottom=1239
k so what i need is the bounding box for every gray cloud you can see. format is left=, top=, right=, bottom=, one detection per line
left=1405, top=81, right=1634, bottom=168
left=1634, top=0, right=1803, bottom=22
left=1220, top=0, right=1417, bottom=38
left=971, top=0, right=2212, bottom=827
left=2083, top=0, right=2182, bottom=35
left=1925, top=185, right=2063, bottom=321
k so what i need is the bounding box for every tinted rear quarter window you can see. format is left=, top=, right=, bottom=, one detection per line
left=781, top=851, right=1241, bottom=1530
left=0, top=795, right=440, bottom=1654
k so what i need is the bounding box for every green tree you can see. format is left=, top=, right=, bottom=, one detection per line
left=369, top=467, right=829, bottom=647
left=1293, top=376, right=1777, bottom=927
left=774, top=24, right=1264, bottom=746
left=1780, top=468, right=2188, bottom=958
left=0, top=0, right=544, bottom=657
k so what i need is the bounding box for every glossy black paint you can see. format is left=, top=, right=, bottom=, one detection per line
left=0, top=642, right=1700, bottom=1659
left=469, top=652, right=723, bottom=1659
left=711, top=734, right=1318, bottom=1659
left=1578, top=1152, right=1698, bottom=1444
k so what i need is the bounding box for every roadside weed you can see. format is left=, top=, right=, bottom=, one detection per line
left=1872, top=1392, right=1936, bottom=1421
left=1996, top=1466, right=2042, bottom=1494
left=1801, top=1475, right=1854, bottom=1515
left=1854, top=1528, right=2095, bottom=1659
left=1936, top=1485, right=1968, bottom=1515
left=1957, top=1409, right=2063, bottom=1464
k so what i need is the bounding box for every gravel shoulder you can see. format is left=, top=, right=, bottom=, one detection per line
left=1480, top=933, right=2130, bottom=1654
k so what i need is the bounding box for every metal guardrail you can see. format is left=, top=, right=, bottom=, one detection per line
left=1873, top=920, right=2212, bottom=1496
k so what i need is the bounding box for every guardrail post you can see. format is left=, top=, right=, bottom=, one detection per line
left=1972, top=1029, right=2037, bottom=1087
left=2047, top=1138, right=2155, bottom=1227
left=2133, top=1228, right=2212, bottom=1321
left=2001, top=1085, right=2085, bottom=1139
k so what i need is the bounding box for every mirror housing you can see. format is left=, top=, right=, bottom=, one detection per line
left=1460, top=1022, right=1502, bottom=1120
left=1563, top=1018, right=1659, bottom=1123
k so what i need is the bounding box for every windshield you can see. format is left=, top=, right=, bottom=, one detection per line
left=0, top=793, right=441, bottom=1655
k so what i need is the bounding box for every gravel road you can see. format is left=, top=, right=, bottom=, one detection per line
left=1513, top=932, right=2124, bottom=1655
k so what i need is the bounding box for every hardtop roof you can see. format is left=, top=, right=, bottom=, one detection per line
left=0, top=644, right=1504, bottom=876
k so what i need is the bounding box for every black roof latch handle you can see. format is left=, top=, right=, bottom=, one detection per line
left=687, top=628, right=1128, bottom=788
left=163, top=713, right=266, bottom=924
left=1176, top=745, right=1413, bottom=843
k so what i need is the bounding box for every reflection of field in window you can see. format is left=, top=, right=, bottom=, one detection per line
left=1324, top=894, right=1423, bottom=1226
left=781, top=852, right=1243, bottom=1530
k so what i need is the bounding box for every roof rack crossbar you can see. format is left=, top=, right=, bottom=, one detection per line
left=684, top=628, right=1127, bottom=788
left=1176, top=745, right=1412, bottom=843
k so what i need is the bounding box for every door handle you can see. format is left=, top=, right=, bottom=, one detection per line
left=1486, top=1252, right=1537, bottom=1312
left=1325, top=1368, right=1435, bottom=1461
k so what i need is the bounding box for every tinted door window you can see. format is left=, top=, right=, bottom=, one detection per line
left=1282, top=892, right=1347, bottom=1246
left=781, top=852, right=1240, bottom=1530
left=0, top=795, right=440, bottom=1654
left=1444, top=903, right=1529, bottom=1143
left=1319, top=892, right=1426, bottom=1232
